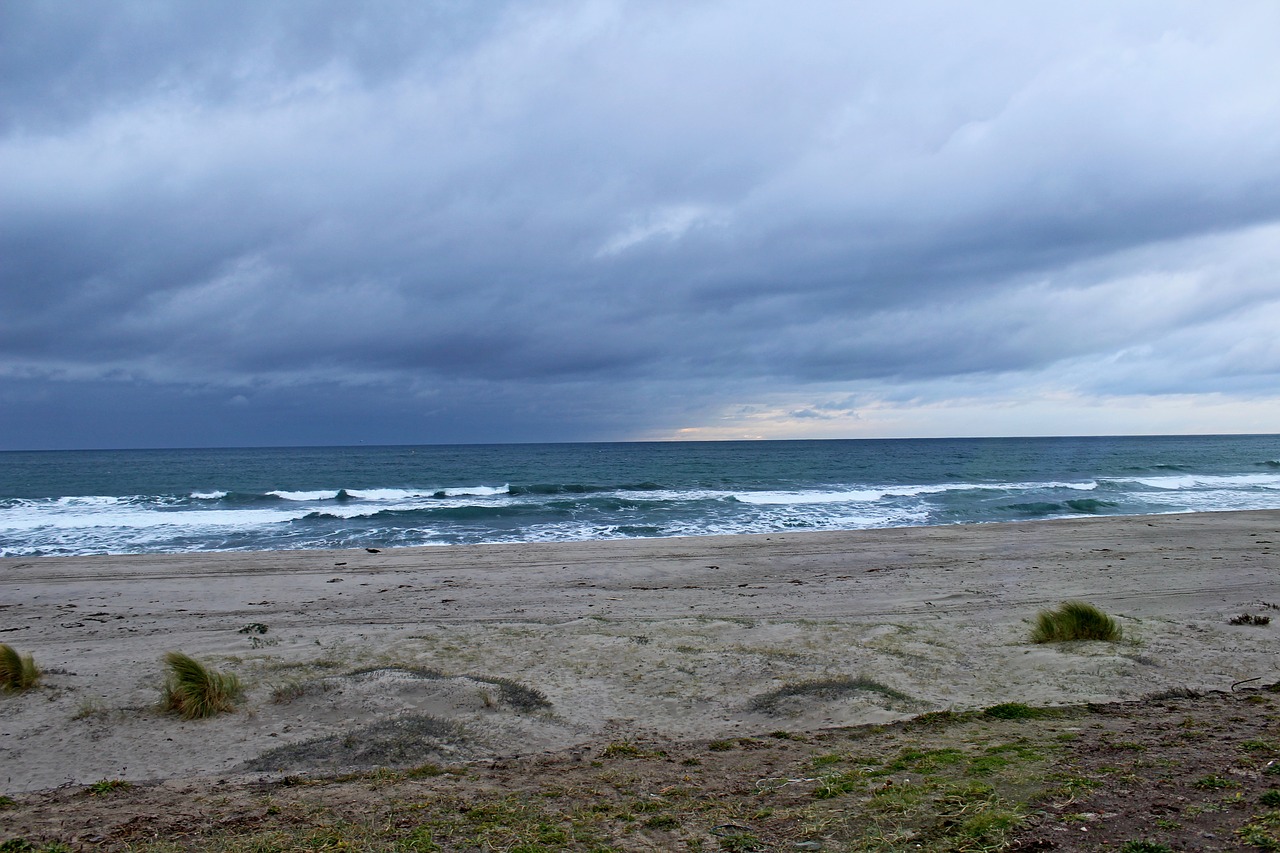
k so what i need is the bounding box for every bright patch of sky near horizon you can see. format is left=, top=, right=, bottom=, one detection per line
left=1, top=1, right=1279, bottom=448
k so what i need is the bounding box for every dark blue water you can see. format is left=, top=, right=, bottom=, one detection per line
left=2, top=436, right=1279, bottom=556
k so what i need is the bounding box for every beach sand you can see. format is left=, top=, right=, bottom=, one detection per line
left=2, top=510, right=1278, bottom=793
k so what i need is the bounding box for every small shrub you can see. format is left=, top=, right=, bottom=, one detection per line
left=86, top=778, right=132, bottom=796
left=1230, top=613, right=1271, bottom=626
left=1262, top=790, right=1280, bottom=807
left=601, top=741, right=643, bottom=758
left=0, top=644, right=40, bottom=692
left=600, top=740, right=665, bottom=759
left=1030, top=601, right=1122, bottom=643
left=0, top=841, right=36, bottom=853
left=983, top=702, right=1058, bottom=720
left=404, top=762, right=445, bottom=778
left=160, top=652, right=242, bottom=719
left=1193, top=774, right=1235, bottom=790
left=72, top=695, right=110, bottom=720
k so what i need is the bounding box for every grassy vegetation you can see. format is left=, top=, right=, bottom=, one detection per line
left=338, top=666, right=551, bottom=713
left=159, top=652, right=242, bottom=719
left=471, top=674, right=551, bottom=712
left=9, top=678, right=1277, bottom=851
left=0, top=644, right=40, bottom=693
left=749, top=675, right=910, bottom=713
left=69, top=705, right=1077, bottom=853
left=86, top=779, right=132, bottom=796
left=0, top=841, right=72, bottom=852
left=983, top=702, right=1060, bottom=720
left=1030, top=600, right=1123, bottom=643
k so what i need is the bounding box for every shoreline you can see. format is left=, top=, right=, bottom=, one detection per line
left=3, top=509, right=1279, bottom=792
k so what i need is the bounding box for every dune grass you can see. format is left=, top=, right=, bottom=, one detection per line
left=1030, top=600, right=1123, bottom=644
left=160, top=652, right=242, bottom=719
left=749, top=675, right=910, bottom=714
left=0, top=643, right=40, bottom=693
left=244, top=714, right=467, bottom=772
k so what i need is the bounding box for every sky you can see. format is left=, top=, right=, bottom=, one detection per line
left=3, top=1, right=1280, bottom=450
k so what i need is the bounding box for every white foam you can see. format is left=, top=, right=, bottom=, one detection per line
left=191, top=491, right=227, bottom=500
left=436, top=485, right=509, bottom=497
left=268, top=490, right=340, bottom=501
left=343, top=488, right=428, bottom=501
left=268, top=485, right=510, bottom=502
left=734, top=489, right=887, bottom=505
left=0, top=505, right=295, bottom=531
left=1118, top=473, right=1280, bottom=491
left=54, top=495, right=125, bottom=507
left=731, top=480, right=1097, bottom=506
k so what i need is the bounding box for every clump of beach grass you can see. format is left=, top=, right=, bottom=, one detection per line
left=1030, top=601, right=1123, bottom=644
left=0, top=643, right=40, bottom=692
left=749, top=675, right=910, bottom=714
left=983, top=702, right=1060, bottom=720
left=160, top=651, right=242, bottom=719
left=473, top=674, right=551, bottom=712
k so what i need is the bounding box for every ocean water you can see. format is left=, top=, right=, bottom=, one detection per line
left=2, top=435, right=1279, bottom=556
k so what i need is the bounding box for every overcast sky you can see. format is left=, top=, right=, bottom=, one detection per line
left=3, top=1, right=1280, bottom=449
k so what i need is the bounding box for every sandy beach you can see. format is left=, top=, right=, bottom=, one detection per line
left=3, top=510, right=1279, bottom=794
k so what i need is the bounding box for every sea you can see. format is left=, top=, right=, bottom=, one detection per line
left=2, top=435, right=1279, bottom=557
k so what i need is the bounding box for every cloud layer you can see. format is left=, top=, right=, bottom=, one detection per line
left=3, top=1, right=1280, bottom=447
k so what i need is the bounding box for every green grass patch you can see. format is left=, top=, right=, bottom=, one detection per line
left=86, top=778, right=132, bottom=796
left=40, top=688, right=1077, bottom=853
left=1237, top=809, right=1280, bottom=849
left=983, top=702, right=1059, bottom=720
left=1119, top=841, right=1173, bottom=853
left=886, top=747, right=966, bottom=772
left=1030, top=600, right=1123, bottom=643
left=814, top=769, right=868, bottom=799
left=1194, top=774, right=1238, bottom=790
left=0, top=644, right=40, bottom=692
left=600, top=740, right=665, bottom=759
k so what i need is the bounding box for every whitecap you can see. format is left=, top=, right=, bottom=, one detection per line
left=1116, top=473, right=1280, bottom=491
left=268, top=490, right=340, bottom=501
left=734, top=489, right=887, bottom=505
left=435, top=485, right=510, bottom=497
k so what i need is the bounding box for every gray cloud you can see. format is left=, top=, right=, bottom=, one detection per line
left=3, top=0, right=1280, bottom=447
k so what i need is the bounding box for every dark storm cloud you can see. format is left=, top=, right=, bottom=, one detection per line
left=3, top=0, right=1280, bottom=447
